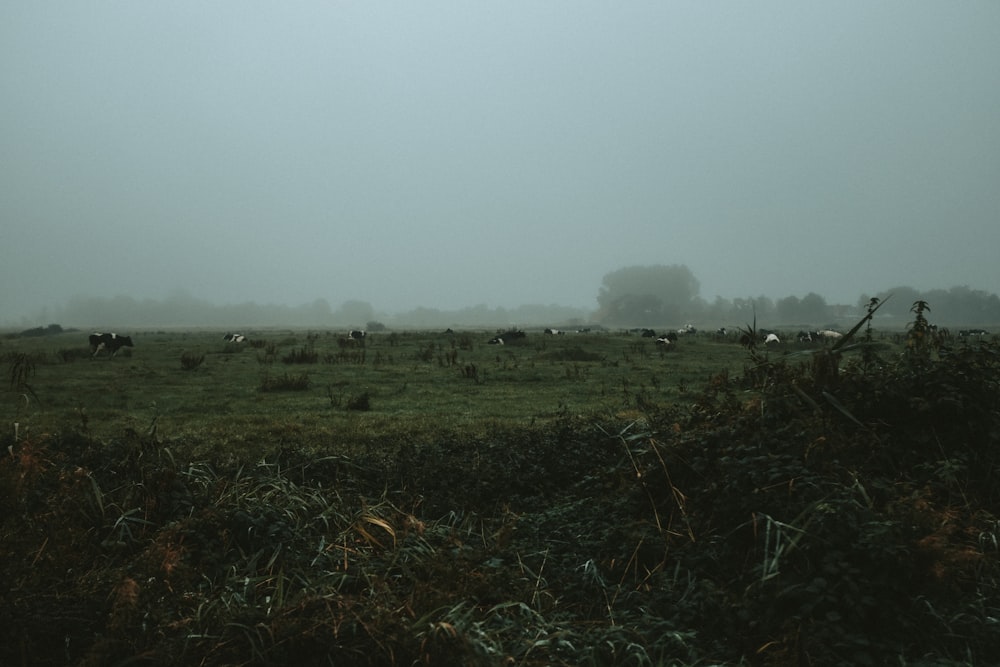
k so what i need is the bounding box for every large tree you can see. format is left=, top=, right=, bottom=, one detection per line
left=595, top=264, right=700, bottom=325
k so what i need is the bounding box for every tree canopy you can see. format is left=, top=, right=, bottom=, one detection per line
left=595, top=264, right=701, bottom=325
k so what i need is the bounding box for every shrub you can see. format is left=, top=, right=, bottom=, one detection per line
left=259, top=372, right=311, bottom=391
left=346, top=391, right=371, bottom=411
left=180, top=351, right=205, bottom=370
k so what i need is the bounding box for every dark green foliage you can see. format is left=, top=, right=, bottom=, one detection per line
left=56, top=347, right=91, bottom=363
left=346, top=391, right=371, bottom=411
left=7, top=351, right=36, bottom=390
left=281, top=346, right=318, bottom=364
left=1, top=313, right=998, bottom=665
left=16, top=323, right=65, bottom=338
left=536, top=345, right=603, bottom=362
left=259, top=372, right=311, bottom=391
left=179, top=351, right=205, bottom=370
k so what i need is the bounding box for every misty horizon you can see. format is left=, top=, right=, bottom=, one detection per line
left=6, top=276, right=999, bottom=331
left=3, top=3, right=998, bottom=325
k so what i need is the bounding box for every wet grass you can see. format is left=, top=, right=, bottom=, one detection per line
left=2, top=328, right=757, bottom=455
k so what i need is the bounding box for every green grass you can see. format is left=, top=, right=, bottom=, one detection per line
left=3, top=328, right=767, bottom=455
left=3, top=322, right=1000, bottom=665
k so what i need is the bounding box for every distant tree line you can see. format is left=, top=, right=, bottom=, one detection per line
left=593, top=264, right=1000, bottom=327
left=10, top=268, right=999, bottom=330
left=32, top=292, right=593, bottom=330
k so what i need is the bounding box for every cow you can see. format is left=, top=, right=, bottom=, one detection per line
left=816, top=330, right=844, bottom=341
left=764, top=333, right=781, bottom=344
left=797, top=330, right=817, bottom=343
left=677, top=324, right=697, bottom=335
left=959, top=329, right=988, bottom=338
left=655, top=333, right=677, bottom=346
left=223, top=333, right=246, bottom=343
left=347, top=330, right=366, bottom=340
left=544, top=328, right=565, bottom=335
left=489, top=329, right=526, bottom=345
left=89, top=332, right=134, bottom=358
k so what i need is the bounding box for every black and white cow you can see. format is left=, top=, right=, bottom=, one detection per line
left=655, top=331, right=678, bottom=346
left=223, top=333, right=246, bottom=343
left=959, top=329, right=988, bottom=338
left=347, top=330, right=366, bottom=340
left=89, top=332, right=134, bottom=358
left=544, top=328, right=565, bottom=335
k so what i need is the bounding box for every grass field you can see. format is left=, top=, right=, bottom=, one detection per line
left=4, top=322, right=999, bottom=666
left=4, top=327, right=766, bottom=457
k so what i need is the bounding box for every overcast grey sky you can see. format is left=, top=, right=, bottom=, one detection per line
left=3, top=2, right=998, bottom=323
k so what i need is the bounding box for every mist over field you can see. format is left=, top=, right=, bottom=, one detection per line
left=3, top=2, right=999, bottom=328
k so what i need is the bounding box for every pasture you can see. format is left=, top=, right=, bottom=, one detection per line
left=4, top=327, right=764, bottom=458
left=3, top=322, right=1000, bottom=666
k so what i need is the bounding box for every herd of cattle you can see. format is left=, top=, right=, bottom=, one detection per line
left=85, top=325, right=992, bottom=358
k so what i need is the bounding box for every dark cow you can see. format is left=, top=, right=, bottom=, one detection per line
left=489, top=329, right=526, bottom=345
left=223, top=333, right=246, bottom=343
left=89, top=332, right=134, bottom=358
left=348, top=330, right=366, bottom=340
left=544, top=328, right=565, bottom=335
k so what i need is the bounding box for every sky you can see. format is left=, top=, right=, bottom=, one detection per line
left=3, top=2, right=999, bottom=324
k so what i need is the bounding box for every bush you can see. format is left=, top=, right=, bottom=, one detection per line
left=259, top=372, right=311, bottom=391
left=180, top=351, right=205, bottom=370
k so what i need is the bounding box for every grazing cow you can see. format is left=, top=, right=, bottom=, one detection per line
left=655, top=333, right=676, bottom=346
left=544, top=328, right=565, bottom=335
left=488, top=336, right=505, bottom=345
left=959, top=329, right=988, bottom=337
left=348, top=330, right=366, bottom=340
left=223, top=333, right=246, bottom=343
left=797, top=330, right=818, bottom=343
left=764, top=333, right=781, bottom=344
left=89, top=332, right=134, bottom=358
left=816, top=330, right=843, bottom=341
left=677, top=324, right=697, bottom=335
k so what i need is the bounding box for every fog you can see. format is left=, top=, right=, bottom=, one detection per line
left=3, top=2, right=999, bottom=328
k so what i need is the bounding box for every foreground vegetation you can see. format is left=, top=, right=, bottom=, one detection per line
left=2, top=315, right=999, bottom=665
